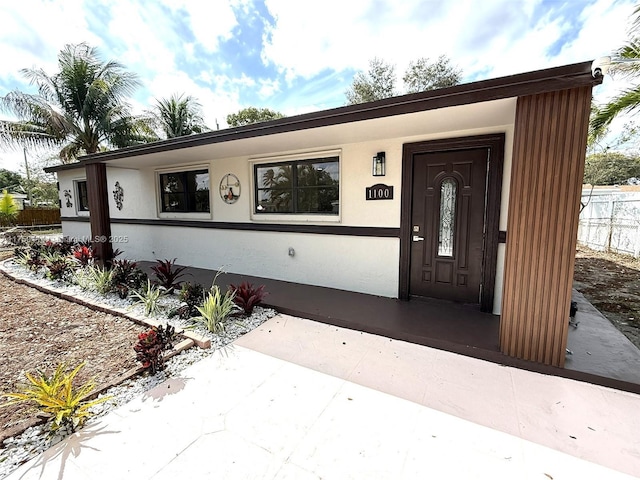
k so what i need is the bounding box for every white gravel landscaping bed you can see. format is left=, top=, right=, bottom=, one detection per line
left=0, top=258, right=277, bottom=479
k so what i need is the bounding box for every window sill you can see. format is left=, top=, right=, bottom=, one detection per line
left=249, top=213, right=341, bottom=224
left=158, top=212, right=212, bottom=220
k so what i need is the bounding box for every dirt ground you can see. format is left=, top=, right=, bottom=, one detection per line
left=0, top=251, right=139, bottom=438
left=573, top=245, right=640, bottom=350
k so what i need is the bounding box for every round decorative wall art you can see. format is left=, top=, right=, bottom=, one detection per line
left=219, top=173, right=241, bottom=204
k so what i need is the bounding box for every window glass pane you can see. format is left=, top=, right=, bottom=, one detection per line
left=161, top=173, right=184, bottom=193
left=297, top=187, right=339, bottom=213
left=256, top=165, right=292, bottom=189
left=77, top=181, right=89, bottom=211
left=163, top=193, right=184, bottom=211
left=438, top=178, right=456, bottom=257
left=254, top=157, right=338, bottom=215
left=159, top=170, right=209, bottom=213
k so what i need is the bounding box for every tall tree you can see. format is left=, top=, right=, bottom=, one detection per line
left=226, top=107, right=285, bottom=127
left=0, top=43, right=151, bottom=163
left=0, top=169, right=23, bottom=191
left=403, top=55, right=462, bottom=93
left=345, top=57, right=397, bottom=105
left=590, top=6, right=640, bottom=140
left=583, top=151, right=640, bottom=185
left=150, top=93, right=208, bottom=139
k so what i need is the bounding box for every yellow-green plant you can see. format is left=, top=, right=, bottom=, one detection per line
left=130, top=279, right=164, bottom=317
left=2, top=362, right=109, bottom=432
left=0, top=189, right=18, bottom=226
left=192, top=285, right=237, bottom=333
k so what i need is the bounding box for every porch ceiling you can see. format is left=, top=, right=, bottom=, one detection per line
left=103, top=98, right=516, bottom=169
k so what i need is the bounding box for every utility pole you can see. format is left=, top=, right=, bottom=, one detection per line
left=23, top=147, right=33, bottom=207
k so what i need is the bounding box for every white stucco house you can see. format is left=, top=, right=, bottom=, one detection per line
left=46, top=61, right=602, bottom=367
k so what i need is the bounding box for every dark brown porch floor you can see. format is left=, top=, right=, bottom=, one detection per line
left=140, top=262, right=640, bottom=395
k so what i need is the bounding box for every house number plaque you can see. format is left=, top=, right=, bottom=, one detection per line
left=366, top=184, right=393, bottom=200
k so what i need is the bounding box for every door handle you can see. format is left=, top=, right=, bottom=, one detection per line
left=412, top=235, right=425, bottom=242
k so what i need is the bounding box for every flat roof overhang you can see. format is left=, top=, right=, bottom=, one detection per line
left=45, top=61, right=602, bottom=173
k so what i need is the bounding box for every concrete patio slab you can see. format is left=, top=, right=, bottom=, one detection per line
left=5, top=316, right=639, bottom=479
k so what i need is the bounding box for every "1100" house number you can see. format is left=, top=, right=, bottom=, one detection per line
left=365, top=184, right=394, bottom=200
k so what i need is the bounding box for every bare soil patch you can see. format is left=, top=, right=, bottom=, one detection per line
left=0, top=251, right=139, bottom=437
left=573, top=245, right=640, bottom=350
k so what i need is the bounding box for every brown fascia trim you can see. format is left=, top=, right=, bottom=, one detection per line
left=45, top=61, right=601, bottom=173
left=60, top=216, right=401, bottom=237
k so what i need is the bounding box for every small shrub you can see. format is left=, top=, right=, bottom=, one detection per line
left=88, top=265, right=115, bottom=294
left=43, top=252, right=75, bottom=282
left=15, top=249, right=44, bottom=272
left=130, top=280, right=164, bottom=317
left=111, top=259, right=147, bottom=299
left=0, top=190, right=18, bottom=226
left=151, top=258, right=187, bottom=292
left=1, top=362, right=110, bottom=432
left=191, top=285, right=238, bottom=334
left=228, top=282, right=267, bottom=315
left=72, top=245, right=93, bottom=266
left=172, top=282, right=204, bottom=319
left=133, top=325, right=176, bottom=374
left=74, top=265, right=114, bottom=294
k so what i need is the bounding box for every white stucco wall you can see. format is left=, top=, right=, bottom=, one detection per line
left=56, top=98, right=516, bottom=307
left=109, top=224, right=399, bottom=297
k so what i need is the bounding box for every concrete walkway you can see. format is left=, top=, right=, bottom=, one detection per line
left=6, top=315, right=639, bottom=479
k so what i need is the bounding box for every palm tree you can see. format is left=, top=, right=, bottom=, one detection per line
left=0, top=43, right=151, bottom=162
left=590, top=6, right=640, bottom=141
left=150, top=94, right=208, bottom=139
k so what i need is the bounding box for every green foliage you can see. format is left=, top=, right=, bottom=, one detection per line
left=43, top=251, right=75, bottom=281
left=151, top=258, right=187, bottom=292
left=133, top=325, right=176, bottom=374
left=0, top=189, right=18, bottom=226
left=346, top=57, right=397, bottom=105
left=172, top=282, right=204, bottom=319
left=403, top=55, right=462, bottom=93
left=0, top=169, right=23, bottom=191
left=226, top=107, right=285, bottom=127
left=589, top=8, right=640, bottom=139
left=130, top=280, right=164, bottom=317
left=73, top=265, right=114, bottom=294
left=583, top=152, right=640, bottom=185
left=15, top=249, right=44, bottom=272
left=229, top=282, right=267, bottom=315
left=191, top=285, right=238, bottom=333
left=111, top=259, right=147, bottom=299
left=346, top=55, right=464, bottom=105
left=150, top=93, right=208, bottom=139
left=0, top=43, right=152, bottom=162
left=1, top=362, right=109, bottom=432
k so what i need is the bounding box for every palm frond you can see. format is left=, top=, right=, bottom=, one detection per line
left=590, top=86, right=640, bottom=139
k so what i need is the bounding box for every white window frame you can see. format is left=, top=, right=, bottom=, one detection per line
left=73, top=179, right=90, bottom=217
left=155, top=164, right=213, bottom=220
left=249, top=149, right=342, bottom=223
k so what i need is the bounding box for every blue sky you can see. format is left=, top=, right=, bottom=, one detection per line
left=0, top=0, right=636, bottom=171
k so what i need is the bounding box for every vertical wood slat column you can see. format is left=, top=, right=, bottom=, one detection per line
left=500, top=86, right=592, bottom=367
left=85, top=163, right=113, bottom=266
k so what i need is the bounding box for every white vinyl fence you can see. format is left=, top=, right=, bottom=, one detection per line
left=577, top=188, right=640, bottom=258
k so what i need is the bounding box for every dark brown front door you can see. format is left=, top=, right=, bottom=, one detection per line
left=409, top=148, right=488, bottom=304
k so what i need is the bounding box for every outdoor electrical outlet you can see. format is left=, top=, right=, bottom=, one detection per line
left=288, top=247, right=295, bottom=257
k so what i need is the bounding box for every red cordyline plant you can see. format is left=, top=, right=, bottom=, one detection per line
left=151, top=258, right=188, bottom=292
left=73, top=245, right=93, bottom=266
left=228, top=282, right=267, bottom=315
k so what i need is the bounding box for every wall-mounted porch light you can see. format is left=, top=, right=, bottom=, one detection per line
left=372, top=151, right=386, bottom=176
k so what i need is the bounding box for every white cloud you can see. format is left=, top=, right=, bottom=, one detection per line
left=0, top=0, right=101, bottom=87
